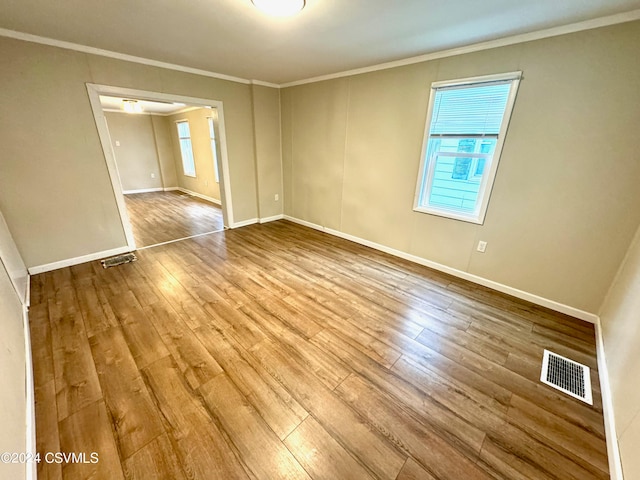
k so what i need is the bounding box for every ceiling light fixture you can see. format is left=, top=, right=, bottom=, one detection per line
left=122, top=99, right=143, bottom=114
left=251, top=0, right=305, bottom=16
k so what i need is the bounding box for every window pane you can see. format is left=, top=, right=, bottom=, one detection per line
left=422, top=137, right=496, bottom=213
left=177, top=121, right=190, bottom=138
left=208, top=118, right=216, bottom=139
left=428, top=153, right=481, bottom=212
left=179, top=139, right=195, bottom=176
left=430, top=82, right=511, bottom=136
left=452, top=158, right=472, bottom=180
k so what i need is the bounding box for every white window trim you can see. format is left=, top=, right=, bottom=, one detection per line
left=413, top=71, right=522, bottom=224
left=175, top=119, right=197, bottom=178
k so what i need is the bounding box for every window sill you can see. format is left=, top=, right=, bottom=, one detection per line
left=413, top=206, right=484, bottom=225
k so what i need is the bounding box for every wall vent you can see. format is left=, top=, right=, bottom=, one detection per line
left=541, top=350, right=592, bottom=405
left=101, top=252, right=137, bottom=269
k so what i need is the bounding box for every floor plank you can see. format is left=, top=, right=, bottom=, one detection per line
left=194, top=324, right=308, bottom=440
left=199, top=374, right=311, bottom=479
left=58, top=401, right=124, bottom=480
left=48, top=291, right=102, bottom=422
left=142, top=356, right=251, bottom=480
left=284, top=415, right=376, bottom=480
left=88, top=327, right=165, bottom=458
left=122, top=433, right=187, bottom=480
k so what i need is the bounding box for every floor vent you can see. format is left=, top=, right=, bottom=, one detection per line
left=100, top=252, right=137, bottom=269
left=540, top=350, right=592, bottom=405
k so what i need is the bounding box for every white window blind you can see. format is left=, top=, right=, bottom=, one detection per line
left=430, top=82, right=512, bottom=137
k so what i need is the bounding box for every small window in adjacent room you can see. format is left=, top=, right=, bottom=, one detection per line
left=176, top=120, right=196, bottom=177
left=414, top=72, right=521, bottom=224
left=207, top=117, right=220, bottom=183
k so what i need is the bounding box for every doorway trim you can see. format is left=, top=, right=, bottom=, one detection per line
left=85, top=83, right=235, bottom=251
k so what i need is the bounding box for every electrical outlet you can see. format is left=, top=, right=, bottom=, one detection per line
left=151, top=173, right=155, bottom=179
left=115, top=140, right=120, bottom=147
left=274, top=194, right=279, bottom=201
left=205, top=180, right=209, bottom=187
left=477, top=241, right=487, bottom=253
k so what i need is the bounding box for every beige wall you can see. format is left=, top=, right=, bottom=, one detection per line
left=0, top=210, right=27, bottom=480
left=251, top=85, right=283, bottom=219
left=104, top=112, right=163, bottom=192
left=281, top=21, right=640, bottom=314
left=151, top=116, right=178, bottom=188
left=0, top=36, right=259, bottom=268
left=167, top=108, right=221, bottom=202
left=0, top=257, right=26, bottom=480
left=600, top=224, right=640, bottom=479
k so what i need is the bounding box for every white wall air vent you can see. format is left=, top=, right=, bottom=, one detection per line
left=540, top=350, right=592, bottom=405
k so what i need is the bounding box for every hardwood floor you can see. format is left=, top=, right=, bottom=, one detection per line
left=29, top=221, right=609, bottom=480
left=124, top=191, right=223, bottom=247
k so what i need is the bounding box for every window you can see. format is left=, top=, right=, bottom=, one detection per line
left=176, top=121, right=196, bottom=177
left=414, top=72, right=521, bottom=224
left=207, top=117, right=220, bottom=183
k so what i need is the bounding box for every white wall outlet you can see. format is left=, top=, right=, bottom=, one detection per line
left=115, top=140, right=120, bottom=147
left=275, top=194, right=279, bottom=201
left=205, top=180, right=209, bottom=187
left=151, top=173, right=155, bottom=179
left=477, top=241, right=487, bottom=253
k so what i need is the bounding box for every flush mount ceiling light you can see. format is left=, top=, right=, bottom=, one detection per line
left=122, top=99, right=143, bottom=114
left=252, top=0, right=305, bottom=16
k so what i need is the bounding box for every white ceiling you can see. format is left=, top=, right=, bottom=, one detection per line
left=99, top=95, right=193, bottom=115
left=1, top=0, right=639, bottom=84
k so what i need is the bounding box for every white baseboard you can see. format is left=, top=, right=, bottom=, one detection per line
left=595, top=318, right=624, bottom=480
left=123, top=187, right=163, bottom=194
left=282, top=215, right=598, bottom=323
left=231, top=218, right=258, bottom=229
left=164, top=187, right=180, bottom=192
left=27, top=246, right=133, bottom=275
left=176, top=187, right=222, bottom=205
left=259, top=214, right=284, bottom=224
left=23, top=305, right=36, bottom=480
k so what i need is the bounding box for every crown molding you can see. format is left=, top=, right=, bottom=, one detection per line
left=1, top=8, right=639, bottom=89
left=250, top=79, right=281, bottom=88
left=0, top=27, right=252, bottom=85
left=280, top=9, right=640, bottom=87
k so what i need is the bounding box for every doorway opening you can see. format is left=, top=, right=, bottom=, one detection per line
left=86, top=84, right=235, bottom=250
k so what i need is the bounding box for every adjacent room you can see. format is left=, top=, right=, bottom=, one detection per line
left=1, top=1, right=640, bottom=479
left=99, top=95, right=227, bottom=247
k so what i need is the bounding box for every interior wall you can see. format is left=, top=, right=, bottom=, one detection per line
left=151, top=115, right=178, bottom=188
left=600, top=224, right=640, bottom=479
left=167, top=108, right=221, bottom=202
left=0, top=209, right=27, bottom=480
left=104, top=112, right=163, bottom=192
left=0, top=257, right=26, bottom=480
left=281, top=20, right=640, bottom=314
left=251, top=85, right=283, bottom=219
left=0, top=36, right=258, bottom=269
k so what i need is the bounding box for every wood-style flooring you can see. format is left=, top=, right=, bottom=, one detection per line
left=124, top=191, right=223, bottom=247
left=29, top=220, right=609, bottom=480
